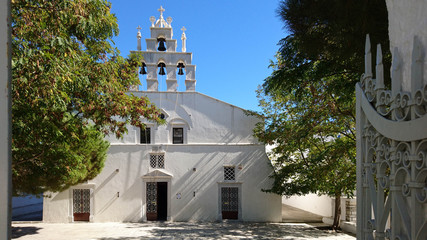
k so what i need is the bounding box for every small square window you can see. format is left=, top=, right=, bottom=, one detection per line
left=149, top=154, right=164, bottom=169
left=140, top=127, right=151, bottom=144
left=224, top=166, right=235, bottom=181
left=173, top=128, right=183, bottom=144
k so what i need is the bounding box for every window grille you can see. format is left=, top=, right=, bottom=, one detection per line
left=173, top=128, right=183, bottom=144
left=150, top=154, right=157, bottom=168
left=73, top=189, right=90, bottom=214
left=157, top=155, right=164, bottom=168
left=140, top=127, right=151, bottom=144
left=150, top=154, right=165, bottom=169
left=224, top=166, right=235, bottom=181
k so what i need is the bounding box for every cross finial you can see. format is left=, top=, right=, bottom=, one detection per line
left=181, top=26, right=187, bottom=52
left=158, top=6, right=165, bottom=18
left=136, top=25, right=142, bottom=39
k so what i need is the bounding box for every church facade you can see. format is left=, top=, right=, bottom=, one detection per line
left=42, top=7, right=281, bottom=223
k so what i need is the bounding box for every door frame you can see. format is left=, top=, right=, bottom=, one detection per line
left=68, top=183, right=95, bottom=222
left=141, top=170, right=172, bottom=221
left=217, top=182, right=242, bottom=221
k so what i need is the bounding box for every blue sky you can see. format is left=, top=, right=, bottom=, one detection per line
left=109, top=0, right=286, bottom=111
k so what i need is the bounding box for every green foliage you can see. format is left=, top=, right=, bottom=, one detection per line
left=11, top=0, right=163, bottom=195
left=13, top=125, right=110, bottom=195
left=255, top=0, right=389, bottom=229
left=256, top=76, right=356, bottom=199
left=267, top=0, right=390, bottom=95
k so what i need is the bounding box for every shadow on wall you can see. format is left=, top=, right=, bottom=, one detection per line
left=122, top=180, right=143, bottom=222
left=95, top=146, right=150, bottom=221
left=97, top=192, right=120, bottom=215
left=170, top=149, right=224, bottom=221
left=94, top=170, right=120, bottom=195
left=219, top=131, right=236, bottom=144
left=92, top=144, right=276, bottom=222
left=237, top=147, right=275, bottom=189
left=170, top=145, right=275, bottom=221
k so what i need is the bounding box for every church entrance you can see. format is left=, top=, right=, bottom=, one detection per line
left=146, top=182, right=168, bottom=221
left=221, top=187, right=239, bottom=219
left=72, top=189, right=90, bottom=221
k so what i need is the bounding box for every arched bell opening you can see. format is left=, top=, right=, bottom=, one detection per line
left=177, top=62, right=185, bottom=76
left=140, top=62, right=147, bottom=75
left=138, top=62, right=147, bottom=91
left=177, top=62, right=186, bottom=91
left=157, top=37, right=167, bottom=52
left=157, top=62, right=167, bottom=91
left=158, top=62, right=166, bottom=76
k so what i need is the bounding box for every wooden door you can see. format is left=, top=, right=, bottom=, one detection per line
left=221, top=187, right=238, bottom=219
left=73, top=189, right=90, bottom=221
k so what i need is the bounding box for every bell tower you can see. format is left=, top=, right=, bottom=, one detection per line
left=134, top=6, right=196, bottom=92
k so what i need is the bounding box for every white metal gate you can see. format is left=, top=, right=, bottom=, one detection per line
left=356, top=35, right=427, bottom=239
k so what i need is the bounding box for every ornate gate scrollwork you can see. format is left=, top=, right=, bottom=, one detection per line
left=356, top=35, right=427, bottom=240
left=146, top=182, right=157, bottom=220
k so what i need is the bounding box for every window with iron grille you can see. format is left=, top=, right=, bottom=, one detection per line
left=150, top=154, right=164, bottom=169
left=173, top=128, right=183, bottom=144
left=224, top=166, right=235, bottom=181
left=140, top=127, right=151, bottom=144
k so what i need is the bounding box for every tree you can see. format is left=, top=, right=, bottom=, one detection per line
left=255, top=0, right=389, bottom=229
left=11, top=0, right=163, bottom=195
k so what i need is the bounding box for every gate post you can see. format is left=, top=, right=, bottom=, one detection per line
left=0, top=1, right=12, bottom=239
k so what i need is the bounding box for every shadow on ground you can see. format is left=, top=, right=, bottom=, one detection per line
left=97, top=222, right=347, bottom=240
left=12, top=226, right=41, bottom=239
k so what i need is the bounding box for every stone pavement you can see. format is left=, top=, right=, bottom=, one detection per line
left=12, top=222, right=356, bottom=240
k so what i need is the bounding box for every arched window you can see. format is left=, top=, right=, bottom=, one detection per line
left=167, top=118, right=190, bottom=144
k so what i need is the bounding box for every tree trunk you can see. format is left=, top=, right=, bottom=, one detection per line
left=333, top=193, right=341, bottom=230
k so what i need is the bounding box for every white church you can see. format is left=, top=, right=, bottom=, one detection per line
left=42, top=6, right=282, bottom=223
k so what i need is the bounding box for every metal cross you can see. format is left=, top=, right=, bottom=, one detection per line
left=181, top=26, right=186, bottom=33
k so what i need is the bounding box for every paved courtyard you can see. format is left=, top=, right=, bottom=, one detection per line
left=12, top=221, right=355, bottom=240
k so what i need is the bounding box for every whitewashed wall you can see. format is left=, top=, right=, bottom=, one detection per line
left=282, top=194, right=333, bottom=217
left=43, top=92, right=281, bottom=222
left=106, top=92, right=259, bottom=145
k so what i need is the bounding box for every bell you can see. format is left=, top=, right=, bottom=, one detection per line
left=178, top=67, right=184, bottom=75
left=140, top=67, right=147, bottom=75
left=140, top=62, right=147, bottom=75
left=158, top=66, right=166, bottom=75
left=177, top=62, right=185, bottom=75
left=157, top=39, right=166, bottom=51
